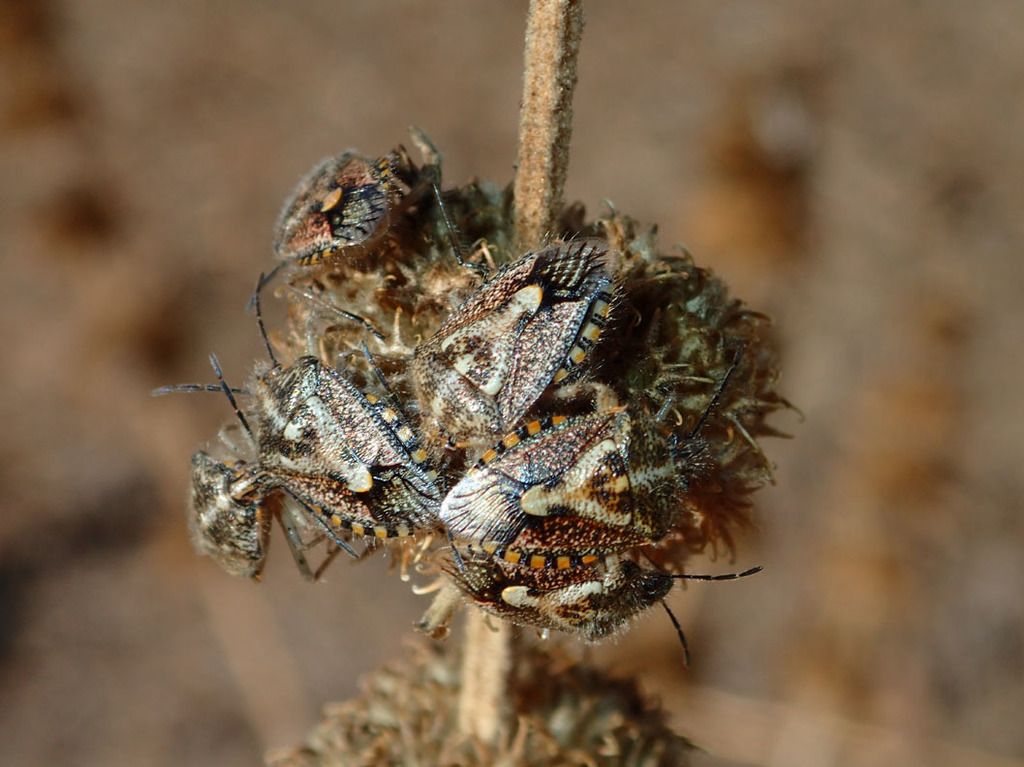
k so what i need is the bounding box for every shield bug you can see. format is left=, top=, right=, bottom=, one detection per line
left=440, top=408, right=680, bottom=569
left=273, top=130, right=441, bottom=271
left=157, top=356, right=334, bottom=580
left=188, top=448, right=265, bottom=576
left=187, top=448, right=326, bottom=580
left=274, top=151, right=397, bottom=268
left=187, top=448, right=272, bottom=579
left=247, top=354, right=442, bottom=543
left=154, top=289, right=443, bottom=578
left=443, top=551, right=762, bottom=653
left=410, top=238, right=620, bottom=444
left=442, top=553, right=668, bottom=641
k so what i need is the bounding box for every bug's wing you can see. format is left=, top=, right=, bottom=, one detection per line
left=412, top=239, right=619, bottom=441
left=411, top=255, right=542, bottom=439
left=441, top=411, right=639, bottom=552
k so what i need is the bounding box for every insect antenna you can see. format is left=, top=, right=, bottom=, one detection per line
left=208, top=353, right=255, bottom=443
left=660, top=566, right=762, bottom=665
left=667, top=344, right=748, bottom=477
left=246, top=263, right=284, bottom=313
left=251, top=273, right=279, bottom=367
left=359, top=341, right=417, bottom=421
left=685, top=343, right=746, bottom=441
left=660, top=600, right=691, bottom=666
left=150, top=355, right=254, bottom=444
left=669, top=565, right=763, bottom=582
left=432, top=182, right=488, bottom=277
left=150, top=383, right=246, bottom=396
left=283, top=285, right=386, bottom=342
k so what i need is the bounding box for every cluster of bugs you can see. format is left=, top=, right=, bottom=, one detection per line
left=157, top=131, right=780, bottom=656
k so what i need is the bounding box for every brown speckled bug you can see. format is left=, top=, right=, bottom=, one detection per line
left=440, top=408, right=681, bottom=570
left=411, top=238, right=620, bottom=445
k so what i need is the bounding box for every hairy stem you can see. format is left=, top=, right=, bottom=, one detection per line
left=457, top=0, right=585, bottom=746
left=513, top=0, right=585, bottom=252
left=457, top=613, right=514, bottom=743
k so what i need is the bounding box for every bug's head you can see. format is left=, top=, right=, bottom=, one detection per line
left=187, top=450, right=270, bottom=580
left=273, top=152, right=392, bottom=267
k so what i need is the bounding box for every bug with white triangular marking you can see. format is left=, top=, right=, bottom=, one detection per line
left=440, top=548, right=761, bottom=660
left=153, top=280, right=442, bottom=580
left=411, top=237, right=621, bottom=446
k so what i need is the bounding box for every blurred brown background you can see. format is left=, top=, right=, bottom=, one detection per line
left=2, top=1, right=1022, bottom=765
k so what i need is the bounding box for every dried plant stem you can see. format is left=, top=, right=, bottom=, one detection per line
left=457, top=0, right=585, bottom=746
left=513, top=0, right=585, bottom=252
left=458, top=613, right=514, bottom=743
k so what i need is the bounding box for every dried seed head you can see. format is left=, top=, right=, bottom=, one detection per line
left=269, top=158, right=789, bottom=630
left=174, top=134, right=789, bottom=638
left=266, top=641, right=695, bottom=767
